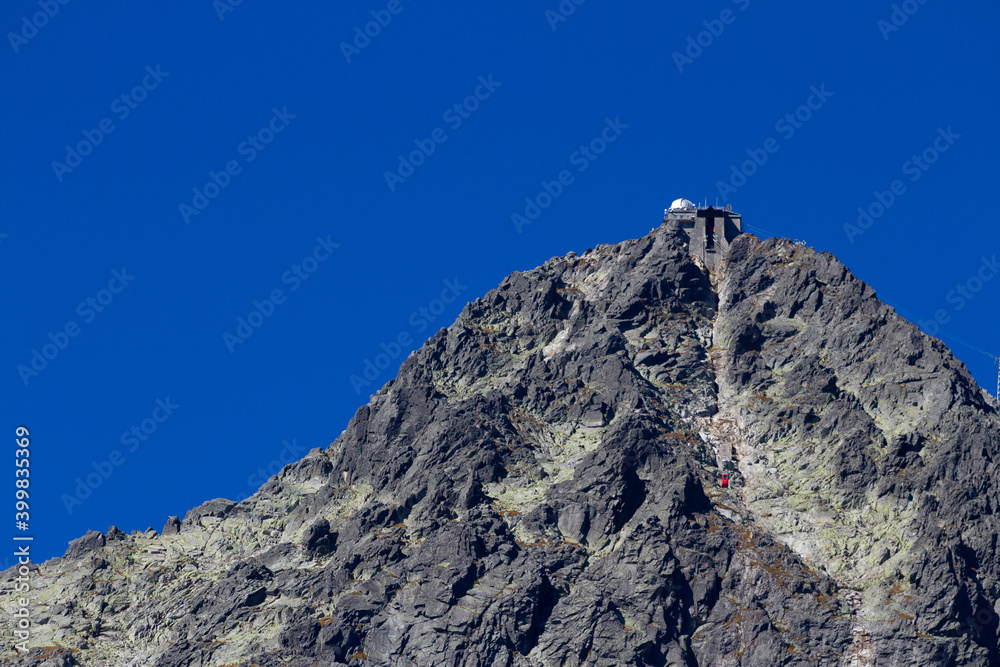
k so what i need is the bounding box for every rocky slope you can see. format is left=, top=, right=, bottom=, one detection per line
left=4, top=221, right=1000, bottom=666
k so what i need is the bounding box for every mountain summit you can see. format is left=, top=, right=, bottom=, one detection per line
left=6, top=221, right=1000, bottom=666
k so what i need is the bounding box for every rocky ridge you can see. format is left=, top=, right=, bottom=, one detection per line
left=3, top=221, right=1000, bottom=666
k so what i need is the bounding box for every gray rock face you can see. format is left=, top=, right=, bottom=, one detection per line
left=3, top=223, right=999, bottom=666
left=63, top=530, right=105, bottom=560
left=161, top=516, right=181, bottom=536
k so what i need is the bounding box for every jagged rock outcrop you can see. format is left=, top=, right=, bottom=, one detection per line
left=3, top=222, right=999, bottom=666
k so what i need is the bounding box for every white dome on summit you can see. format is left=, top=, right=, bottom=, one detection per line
left=670, top=198, right=695, bottom=210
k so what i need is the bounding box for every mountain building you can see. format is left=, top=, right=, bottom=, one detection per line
left=666, top=198, right=743, bottom=270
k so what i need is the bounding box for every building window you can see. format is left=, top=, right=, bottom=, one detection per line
left=705, top=218, right=715, bottom=249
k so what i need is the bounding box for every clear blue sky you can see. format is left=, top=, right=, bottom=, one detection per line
left=3, top=1, right=998, bottom=562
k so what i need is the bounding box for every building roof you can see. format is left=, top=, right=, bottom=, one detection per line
left=669, top=198, right=696, bottom=211
left=697, top=206, right=740, bottom=217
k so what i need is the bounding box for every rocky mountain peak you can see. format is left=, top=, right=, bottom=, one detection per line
left=5, top=221, right=1000, bottom=666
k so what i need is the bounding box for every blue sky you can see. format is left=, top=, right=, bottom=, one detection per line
left=2, top=1, right=998, bottom=562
